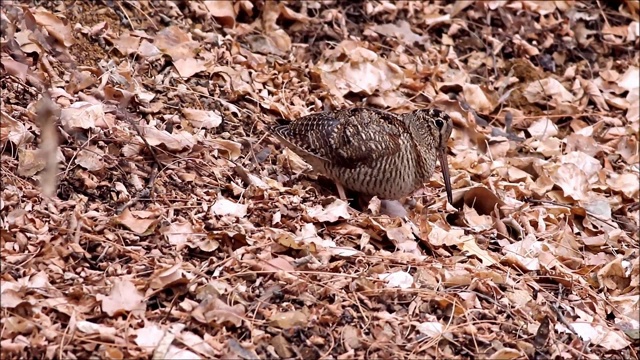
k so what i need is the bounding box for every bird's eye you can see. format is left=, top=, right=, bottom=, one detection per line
left=434, top=119, right=445, bottom=129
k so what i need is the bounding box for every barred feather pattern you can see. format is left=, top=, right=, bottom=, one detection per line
left=271, top=107, right=453, bottom=200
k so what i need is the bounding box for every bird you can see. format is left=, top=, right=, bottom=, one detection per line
left=270, top=107, right=454, bottom=204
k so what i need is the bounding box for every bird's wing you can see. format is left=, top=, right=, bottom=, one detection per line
left=271, top=108, right=406, bottom=169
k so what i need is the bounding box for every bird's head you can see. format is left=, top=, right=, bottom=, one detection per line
left=404, top=108, right=454, bottom=204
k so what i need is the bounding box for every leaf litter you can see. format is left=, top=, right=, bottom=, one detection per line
left=1, top=1, right=639, bottom=359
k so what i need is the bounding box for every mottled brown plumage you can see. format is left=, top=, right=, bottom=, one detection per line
left=271, top=107, right=454, bottom=203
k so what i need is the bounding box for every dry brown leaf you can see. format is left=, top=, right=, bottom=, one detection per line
left=182, top=108, right=222, bottom=129
left=502, top=236, right=542, bottom=271
left=114, top=208, right=160, bottom=235
left=463, top=84, right=496, bottom=113
left=148, top=263, right=190, bottom=293
left=606, top=173, right=640, bottom=199
left=296, top=223, right=335, bottom=248
left=60, top=102, right=104, bottom=131
left=560, top=151, right=602, bottom=181
left=523, top=77, right=575, bottom=105
left=111, top=33, right=141, bottom=56
left=386, top=222, right=419, bottom=254
left=279, top=147, right=312, bottom=173
left=162, top=221, right=203, bottom=251
left=32, top=9, right=75, bottom=47
left=617, top=66, right=639, bottom=92
left=305, top=199, right=350, bottom=222
left=313, top=40, right=404, bottom=97
left=527, top=117, right=558, bottom=139
left=173, top=58, right=208, bottom=78
left=1, top=57, right=29, bottom=82
left=580, top=77, right=610, bottom=111
left=458, top=235, right=499, bottom=266
left=177, top=331, right=216, bottom=358
left=1, top=112, right=34, bottom=147
left=203, top=1, right=236, bottom=28
left=192, top=297, right=245, bottom=327
left=97, top=279, right=145, bottom=316
left=269, top=311, right=308, bottom=329
left=138, top=39, right=162, bottom=58
left=17, top=148, right=46, bottom=177
left=463, top=186, right=505, bottom=216
left=246, top=32, right=291, bottom=56
left=14, top=29, right=41, bottom=55
left=142, top=127, right=197, bottom=151
left=210, top=197, right=248, bottom=218
left=371, top=20, right=426, bottom=45
left=134, top=323, right=167, bottom=353
left=75, top=146, right=105, bottom=171
left=427, top=225, right=465, bottom=247
left=549, top=163, right=590, bottom=200
left=534, top=137, right=563, bottom=157
left=154, top=25, right=199, bottom=60
left=207, top=138, right=242, bottom=160
left=76, top=321, right=118, bottom=341
left=378, top=271, right=414, bottom=289
left=560, top=322, right=631, bottom=351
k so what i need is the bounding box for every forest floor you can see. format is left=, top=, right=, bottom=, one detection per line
left=1, top=1, right=639, bottom=359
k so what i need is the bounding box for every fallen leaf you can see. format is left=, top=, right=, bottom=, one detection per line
left=523, top=77, right=574, bottom=105
left=97, top=279, right=145, bottom=316
left=580, top=77, right=609, bottom=111
left=114, top=209, right=160, bottom=235
left=528, top=117, right=558, bottom=139
left=76, top=321, right=117, bottom=338
left=203, top=0, right=236, bottom=28
left=458, top=235, right=499, bottom=266
left=142, top=127, right=197, bottom=151
left=312, top=40, right=404, bottom=97
left=414, top=322, right=444, bottom=337
left=60, top=102, right=103, bottom=131
left=182, top=108, right=222, bottom=129
left=148, top=262, right=190, bottom=293
left=379, top=271, right=414, bottom=289
left=1, top=57, right=29, bottom=82
left=207, top=138, right=242, bottom=160
left=154, top=25, right=199, bottom=60
left=75, top=146, right=105, bottom=171
left=173, top=58, right=208, bottom=78
left=463, top=186, right=505, bottom=216
left=371, top=20, right=426, bottom=45
left=192, top=297, right=245, bottom=327
left=32, top=9, right=75, bottom=47
left=135, top=323, right=166, bottom=351
left=0, top=112, right=34, bottom=147
left=549, top=163, right=590, bottom=200
left=210, top=197, right=248, bottom=218
left=17, top=148, right=45, bottom=177
left=607, top=173, right=640, bottom=199
left=111, top=33, right=141, bottom=56
left=269, top=311, right=308, bottom=329
left=558, top=322, right=630, bottom=351
left=305, top=199, right=350, bottom=222
left=463, top=84, right=496, bottom=113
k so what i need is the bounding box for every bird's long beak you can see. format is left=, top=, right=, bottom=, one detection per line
left=438, top=148, right=453, bottom=204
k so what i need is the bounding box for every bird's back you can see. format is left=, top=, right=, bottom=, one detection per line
left=270, top=107, right=425, bottom=199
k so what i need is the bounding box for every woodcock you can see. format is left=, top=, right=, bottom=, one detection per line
left=271, top=107, right=454, bottom=204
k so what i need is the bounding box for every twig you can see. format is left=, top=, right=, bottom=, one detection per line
left=549, top=302, right=578, bottom=336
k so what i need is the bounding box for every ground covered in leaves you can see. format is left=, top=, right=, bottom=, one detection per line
left=1, top=1, right=639, bottom=359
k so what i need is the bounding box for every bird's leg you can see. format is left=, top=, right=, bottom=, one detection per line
left=336, top=182, right=348, bottom=200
